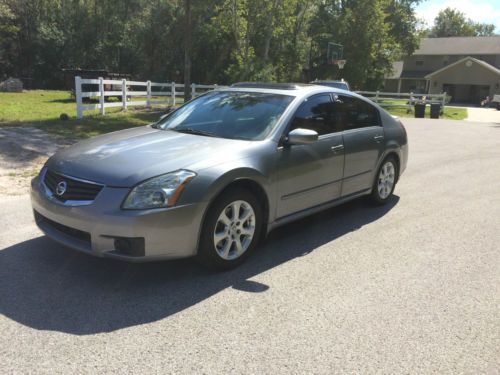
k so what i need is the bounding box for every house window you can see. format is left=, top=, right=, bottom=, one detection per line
left=416, top=60, right=424, bottom=66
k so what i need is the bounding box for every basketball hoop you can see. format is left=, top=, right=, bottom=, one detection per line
left=327, top=42, right=345, bottom=69
left=333, top=59, right=347, bottom=69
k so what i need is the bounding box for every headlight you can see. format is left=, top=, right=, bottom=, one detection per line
left=122, top=170, right=196, bottom=210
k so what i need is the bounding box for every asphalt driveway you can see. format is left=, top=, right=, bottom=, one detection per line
left=0, top=118, right=499, bottom=374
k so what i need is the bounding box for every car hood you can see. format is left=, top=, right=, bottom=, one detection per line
left=46, top=126, right=254, bottom=187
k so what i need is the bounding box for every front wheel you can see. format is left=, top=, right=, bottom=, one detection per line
left=370, top=156, right=398, bottom=205
left=197, top=189, right=263, bottom=270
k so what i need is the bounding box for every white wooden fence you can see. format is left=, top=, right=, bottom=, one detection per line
left=75, top=76, right=220, bottom=119
left=75, top=79, right=449, bottom=119
left=356, top=90, right=447, bottom=112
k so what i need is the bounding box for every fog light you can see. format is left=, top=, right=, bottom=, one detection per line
left=113, top=237, right=145, bottom=257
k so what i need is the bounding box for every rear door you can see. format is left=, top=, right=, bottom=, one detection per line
left=336, top=95, right=385, bottom=196
left=276, top=94, right=345, bottom=218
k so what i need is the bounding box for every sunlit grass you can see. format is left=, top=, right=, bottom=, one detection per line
left=370, top=98, right=468, bottom=120
left=0, top=90, right=469, bottom=141
left=0, top=90, right=170, bottom=138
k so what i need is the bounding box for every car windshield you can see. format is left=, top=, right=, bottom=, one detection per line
left=156, top=91, right=294, bottom=141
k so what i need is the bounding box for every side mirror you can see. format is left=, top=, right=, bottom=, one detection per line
left=287, top=128, right=319, bottom=145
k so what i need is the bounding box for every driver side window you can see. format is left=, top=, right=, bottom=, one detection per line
left=290, top=94, right=339, bottom=135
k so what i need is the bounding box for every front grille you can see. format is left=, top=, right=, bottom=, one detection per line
left=34, top=211, right=91, bottom=244
left=44, top=169, right=103, bottom=202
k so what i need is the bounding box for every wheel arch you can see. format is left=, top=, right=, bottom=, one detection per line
left=196, top=175, right=271, bottom=254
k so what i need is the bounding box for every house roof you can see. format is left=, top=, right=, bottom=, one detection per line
left=414, top=36, right=500, bottom=56
left=425, top=56, right=500, bottom=79
left=385, top=61, right=431, bottom=80
left=386, top=61, right=404, bottom=79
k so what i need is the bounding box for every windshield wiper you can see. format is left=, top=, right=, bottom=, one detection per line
left=174, top=128, right=218, bottom=137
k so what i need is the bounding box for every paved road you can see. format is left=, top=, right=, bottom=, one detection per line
left=1, top=119, right=499, bottom=374
left=466, top=106, right=500, bottom=123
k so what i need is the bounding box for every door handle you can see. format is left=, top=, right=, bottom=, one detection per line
left=331, top=145, right=344, bottom=153
left=373, top=135, right=384, bottom=143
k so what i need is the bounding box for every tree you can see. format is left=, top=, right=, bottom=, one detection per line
left=429, top=7, right=495, bottom=37
left=0, top=0, right=423, bottom=90
left=309, top=0, right=422, bottom=89
left=472, top=22, right=496, bottom=37
left=0, top=0, right=19, bottom=79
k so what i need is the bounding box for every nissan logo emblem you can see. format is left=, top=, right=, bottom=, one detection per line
left=56, top=181, right=67, bottom=196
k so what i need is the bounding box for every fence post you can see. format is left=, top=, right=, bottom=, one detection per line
left=375, top=90, right=380, bottom=103
left=99, top=77, right=105, bottom=115
left=191, top=83, right=196, bottom=98
left=214, top=84, right=218, bottom=90
left=171, top=82, right=176, bottom=106
left=146, top=80, right=151, bottom=109
left=122, top=79, right=127, bottom=111
left=408, top=91, right=414, bottom=112
left=75, top=76, right=83, bottom=119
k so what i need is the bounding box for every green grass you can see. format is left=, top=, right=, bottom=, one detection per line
left=0, top=90, right=469, bottom=140
left=373, top=98, right=468, bottom=120
left=0, top=90, right=170, bottom=139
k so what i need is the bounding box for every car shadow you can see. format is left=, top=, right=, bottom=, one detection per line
left=0, top=196, right=399, bottom=335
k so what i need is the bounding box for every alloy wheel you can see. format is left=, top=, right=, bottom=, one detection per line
left=377, top=161, right=395, bottom=199
left=213, top=200, right=256, bottom=260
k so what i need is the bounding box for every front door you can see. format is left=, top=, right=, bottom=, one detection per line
left=276, top=94, right=345, bottom=218
left=336, top=94, right=385, bottom=196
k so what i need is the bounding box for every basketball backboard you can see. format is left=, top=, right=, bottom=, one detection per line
left=327, top=42, right=344, bottom=64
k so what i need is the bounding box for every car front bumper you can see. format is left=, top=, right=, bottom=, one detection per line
left=30, top=176, right=208, bottom=262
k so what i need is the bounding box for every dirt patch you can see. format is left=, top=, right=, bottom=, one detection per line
left=0, top=127, right=75, bottom=195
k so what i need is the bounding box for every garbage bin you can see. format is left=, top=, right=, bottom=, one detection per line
left=430, top=102, right=441, bottom=119
left=414, top=102, right=426, bottom=118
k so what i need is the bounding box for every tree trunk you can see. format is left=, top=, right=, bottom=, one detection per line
left=184, top=0, right=192, bottom=102
left=263, top=0, right=279, bottom=62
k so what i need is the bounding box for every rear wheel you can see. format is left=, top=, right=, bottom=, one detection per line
left=197, top=189, right=262, bottom=270
left=370, top=156, right=398, bottom=205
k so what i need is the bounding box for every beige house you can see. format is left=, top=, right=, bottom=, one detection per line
left=384, top=36, right=500, bottom=104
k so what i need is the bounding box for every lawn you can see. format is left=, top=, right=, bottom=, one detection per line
left=0, top=90, right=168, bottom=139
left=373, top=98, right=468, bottom=120
left=1, top=90, right=469, bottom=140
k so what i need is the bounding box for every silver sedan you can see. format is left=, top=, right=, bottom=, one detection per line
left=31, top=83, right=408, bottom=269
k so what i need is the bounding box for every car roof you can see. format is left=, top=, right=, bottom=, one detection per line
left=219, top=82, right=353, bottom=98
left=312, top=80, right=347, bottom=83
left=230, top=82, right=315, bottom=90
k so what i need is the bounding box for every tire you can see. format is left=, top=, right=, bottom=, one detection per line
left=370, top=156, right=398, bottom=205
left=197, top=188, right=263, bottom=270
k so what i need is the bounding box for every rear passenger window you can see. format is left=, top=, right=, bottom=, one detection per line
left=337, top=95, right=380, bottom=130
left=290, top=94, right=340, bottom=135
